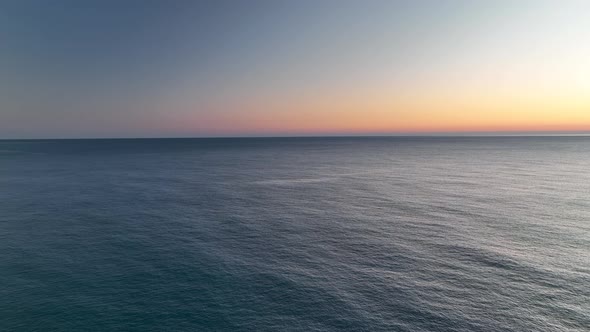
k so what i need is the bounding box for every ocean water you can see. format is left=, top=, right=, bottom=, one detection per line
left=1, top=137, right=589, bottom=331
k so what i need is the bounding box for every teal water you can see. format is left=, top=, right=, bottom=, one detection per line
left=1, top=137, right=589, bottom=331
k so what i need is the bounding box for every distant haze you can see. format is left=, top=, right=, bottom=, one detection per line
left=1, top=0, right=589, bottom=138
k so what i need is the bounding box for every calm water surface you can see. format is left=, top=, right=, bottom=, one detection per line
left=1, top=137, right=589, bottom=331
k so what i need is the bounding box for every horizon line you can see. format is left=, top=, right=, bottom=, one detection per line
left=3, top=132, right=590, bottom=141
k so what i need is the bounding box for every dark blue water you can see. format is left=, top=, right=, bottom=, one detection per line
left=1, top=137, right=589, bottom=331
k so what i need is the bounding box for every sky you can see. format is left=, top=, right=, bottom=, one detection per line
left=1, top=0, right=589, bottom=138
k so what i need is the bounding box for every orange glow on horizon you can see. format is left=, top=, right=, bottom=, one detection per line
left=167, top=88, right=590, bottom=135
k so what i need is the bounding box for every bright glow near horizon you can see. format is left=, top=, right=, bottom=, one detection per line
left=1, top=0, right=589, bottom=138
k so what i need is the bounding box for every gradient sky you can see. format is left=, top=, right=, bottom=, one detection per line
left=1, top=0, right=589, bottom=138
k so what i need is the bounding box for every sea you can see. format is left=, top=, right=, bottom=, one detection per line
left=1, top=137, right=589, bottom=331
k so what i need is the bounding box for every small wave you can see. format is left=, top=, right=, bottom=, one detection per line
left=255, top=177, right=335, bottom=185
left=0, top=149, right=46, bottom=155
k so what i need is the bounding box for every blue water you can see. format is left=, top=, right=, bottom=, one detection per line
left=1, top=137, right=589, bottom=331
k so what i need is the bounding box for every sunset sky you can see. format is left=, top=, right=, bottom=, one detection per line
left=1, top=0, right=589, bottom=138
